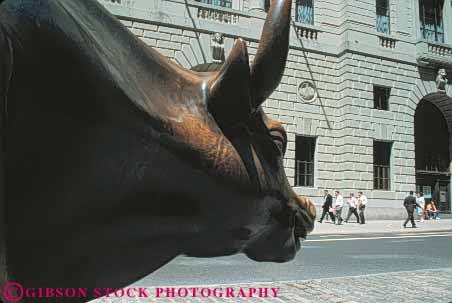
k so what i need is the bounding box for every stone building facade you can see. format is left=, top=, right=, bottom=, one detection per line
left=99, top=0, right=452, bottom=218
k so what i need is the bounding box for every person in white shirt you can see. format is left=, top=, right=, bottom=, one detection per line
left=357, top=191, right=368, bottom=224
left=344, top=192, right=360, bottom=223
left=334, top=191, right=344, bottom=225
left=416, top=192, right=426, bottom=222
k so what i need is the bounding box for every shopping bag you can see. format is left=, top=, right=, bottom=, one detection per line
left=416, top=207, right=423, bottom=216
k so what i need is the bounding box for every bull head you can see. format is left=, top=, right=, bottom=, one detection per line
left=0, top=0, right=315, bottom=296
left=194, top=0, right=316, bottom=261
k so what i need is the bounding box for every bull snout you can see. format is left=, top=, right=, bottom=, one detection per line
left=293, top=196, right=316, bottom=238
left=242, top=193, right=316, bottom=263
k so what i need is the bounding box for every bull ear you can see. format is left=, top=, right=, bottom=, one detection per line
left=207, top=38, right=252, bottom=127
left=250, top=0, right=292, bottom=108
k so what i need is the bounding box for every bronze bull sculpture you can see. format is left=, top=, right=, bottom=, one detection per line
left=0, top=0, right=315, bottom=301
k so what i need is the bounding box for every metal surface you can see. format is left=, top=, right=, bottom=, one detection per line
left=0, top=0, right=315, bottom=301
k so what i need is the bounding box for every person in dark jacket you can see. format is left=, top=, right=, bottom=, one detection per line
left=318, top=190, right=335, bottom=223
left=403, top=191, right=422, bottom=228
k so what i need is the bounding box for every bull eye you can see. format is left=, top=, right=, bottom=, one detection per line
left=269, top=130, right=287, bottom=156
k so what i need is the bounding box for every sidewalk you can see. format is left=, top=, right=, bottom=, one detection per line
left=92, top=268, right=452, bottom=303
left=311, top=218, right=452, bottom=235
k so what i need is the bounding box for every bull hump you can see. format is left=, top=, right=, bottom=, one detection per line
left=1, top=0, right=195, bottom=114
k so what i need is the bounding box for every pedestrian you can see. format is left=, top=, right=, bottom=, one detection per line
left=357, top=191, right=368, bottom=225
left=426, top=200, right=440, bottom=220
left=403, top=191, right=422, bottom=228
left=344, top=192, right=360, bottom=223
left=318, top=190, right=335, bottom=223
left=334, top=190, right=344, bottom=225
left=416, top=192, right=425, bottom=222
left=325, top=210, right=331, bottom=222
left=324, top=208, right=331, bottom=223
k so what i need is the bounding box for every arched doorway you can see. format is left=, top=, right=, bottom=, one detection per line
left=415, top=93, right=452, bottom=213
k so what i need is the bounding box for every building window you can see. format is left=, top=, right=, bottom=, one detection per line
left=419, top=0, right=444, bottom=43
left=295, top=136, right=316, bottom=187
left=264, top=0, right=270, bottom=12
left=374, top=141, right=392, bottom=190
left=296, top=0, right=314, bottom=25
left=198, top=0, right=232, bottom=8
left=376, top=0, right=390, bottom=34
left=373, top=85, right=390, bottom=111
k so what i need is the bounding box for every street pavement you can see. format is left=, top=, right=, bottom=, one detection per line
left=311, top=218, right=452, bottom=235
left=137, top=229, right=452, bottom=286
left=91, top=220, right=452, bottom=303
left=95, top=268, right=452, bottom=303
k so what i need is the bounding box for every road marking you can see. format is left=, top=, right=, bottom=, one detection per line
left=317, top=231, right=452, bottom=238
left=396, top=230, right=450, bottom=236
left=306, top=233, right=452, bottom=242
left=389, top=239, right=425, bottom=243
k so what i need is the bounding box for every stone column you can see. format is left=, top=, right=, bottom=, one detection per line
left=248, top=0, right=266, bottom=12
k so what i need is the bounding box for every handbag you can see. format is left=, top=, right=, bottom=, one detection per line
left=416, top=207, right=423, bottom=216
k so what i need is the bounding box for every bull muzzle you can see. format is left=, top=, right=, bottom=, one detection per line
left=293, top=196, right=316, bottom=239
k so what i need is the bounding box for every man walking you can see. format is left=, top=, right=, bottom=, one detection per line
left=318, top=190, right=335, bottom=223
left=403, top=191, right=422, bottom=228
left=344, top=192, right=360, bottom=223
left=357, top=191, right=368, bottom=225
left=334, top=190, right=344, bottom=225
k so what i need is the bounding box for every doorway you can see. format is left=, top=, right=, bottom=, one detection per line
left=415, top=96, right=451, bottom=213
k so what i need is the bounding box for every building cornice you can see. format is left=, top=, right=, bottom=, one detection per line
left=100, top=0, right=444, bottom=68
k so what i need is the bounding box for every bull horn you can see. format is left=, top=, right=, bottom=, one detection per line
left=207, top=38, right=252, bottom=128
left=250, top=0, right=292, bottom=108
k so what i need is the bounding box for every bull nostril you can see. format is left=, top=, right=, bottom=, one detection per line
left=293, top=212, right=308, bottom=238
left=307, top=201, right=317, bottom=220
left=294, top=196, right=316, bottom=220
left=293, top=196, right=316, bottom=236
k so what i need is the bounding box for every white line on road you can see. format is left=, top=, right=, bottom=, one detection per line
left=395, top=231, right=449, bottom=236
left=316, top=231, right=452, bottom=238
left=306, top=233, right=452, bottom=242
left=389, top=239, right=425, bottom=243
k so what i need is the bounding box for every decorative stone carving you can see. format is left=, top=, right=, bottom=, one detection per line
left=379, top=36, right=396, bottom=49
left=197, top=7, right=239, bottom=24
left=436, top=68, right=448, bottom=92
left=104, top=0, right=122, bottom=4
left=295, top=25, right=320, bottom=40
left=298, top=81, right=317, bottom=103
left=211, top=33, right=225, bottom=63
